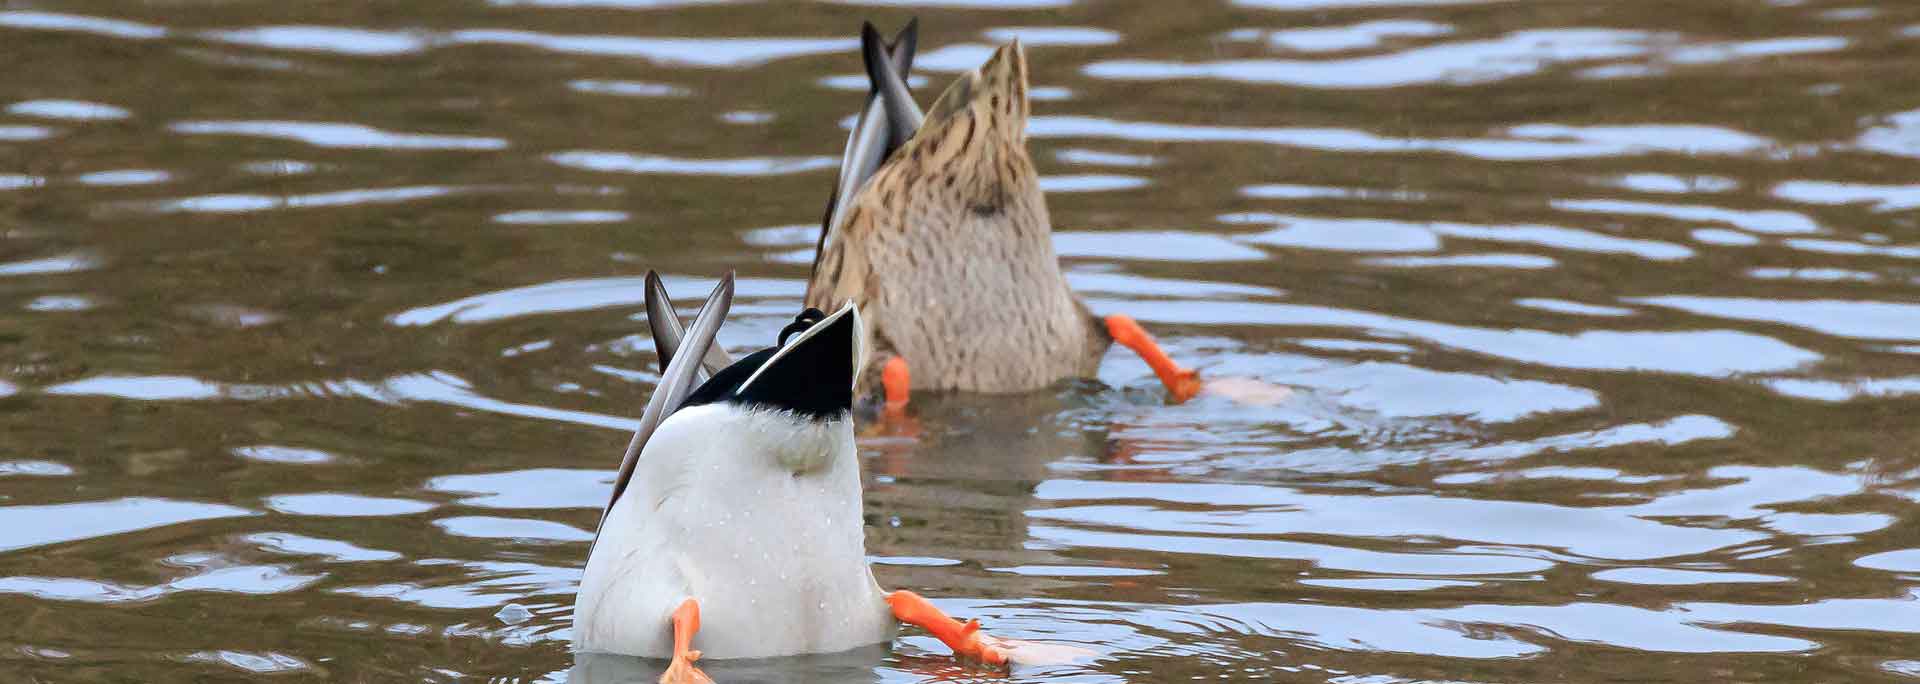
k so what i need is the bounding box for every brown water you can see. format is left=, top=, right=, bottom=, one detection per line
left=3, top=0, right=1919, bottom=681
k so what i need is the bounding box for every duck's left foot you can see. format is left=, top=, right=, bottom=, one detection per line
left=882, top=356, right=912, bottom=417
left=659, top=599, right=714, bottom=684
left=886, top=590, right=1009, bottom=667
left=1105, top=314, right=1202, bottom=403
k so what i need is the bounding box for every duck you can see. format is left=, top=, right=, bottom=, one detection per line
left=574, top=272, right=1017, bottom=683
left=806, top=22, right=1203, bottom=413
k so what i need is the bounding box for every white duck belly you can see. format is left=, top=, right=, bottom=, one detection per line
left=573, top=406, right=895, bottom=659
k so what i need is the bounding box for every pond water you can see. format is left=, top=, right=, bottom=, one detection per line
left=2, top=0, right=1918, bottom=681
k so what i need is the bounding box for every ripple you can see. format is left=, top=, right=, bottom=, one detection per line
left=75, top=169, right=170, bottom=186
left=1692, top=228, right=1761, bottom=246
left=169, top=121, right=506, bottom=150
left=1363, top=254, right=1557, bottom=269
left=7, top=99, right=129, bottom=121
left=372, top=371, right=639, bottom=430
left=1235, top=20, right=1453, bottom=53
left=231, top=445, right=337, bottom=464
left=0, top=126, right=56, bottom=141
left=0, top=577, right=163, bottom=603
left=448, top=30, right=852, bottom=66
left=1592, top=568, right=1790, bottom=585
left=1229, top=212, right=1694, bottom=260
left=1287, top=361, right=1598, bottom=422
left=182, top=651, right=313, bottom=675
left=1055, top=148, right=1157, bottom=167
left=1667, top=36, right=1850, bottom=65
left=1038, top=174, right=1149, bottom=192
left=1783, top=238, right=1920, bottom=259
left=1748, top=267, right=1881, bottom=283
left=147, top=185, right=464, bottom=213
left=1858, top=108, right=1920, bottom=159
left=167, top=563, right=324, bottom=596
left=25, top=294, right=97, bottom=312
left=983, top=26, right=1120, bottom=46
left=245, top=532, right=403, bottom=562
left=1088, top=297, right=1815, bottom=376
left=1241, top=183, right=1427, bottom=201
left=46, top=375, right=225, bottom=400
left=203, top=25, right=428, bottom=56
left=1774, top=180, right=1920, bottom=212
left=1064, top=272, right=1284, bottom=298
left=264, top=493, right=437, bottom=517
left=1232, top=0, right=1489, bottom=7
left=1765, top=376, right=1920, bottom=402
left=493, top=209, right=629, bottom=224
left=491, top=0, right=738, bottom=6
left=332, top=560, right=578, bottom=609
left=1299, top=578, right=1477, bottom=591
left=1856, top=549, right=1920, bottom=573
left=434, top=516, right=593, bottom=543
left=0, top=498, right=254, bottom=553
left=1087, top=30, right=1659, bottom=88
left=0, top=460, right=74, bottom=477
left=1629, top=297, right=1920, bottom=341
left=1293, top=338, right=1413, bottom=354
left=1610, top=172, right=1738, bottom=194
left=1035, top=468, right=1796, bottom=561
left=548, top=150, right=834, bottom=175
left=1053, top=231, right=1268, bottom=262
left=1029, top=524, right=1555, bottom=575
left=389, top=274, right=800, bottom=326
left=0, top=252, right=98, bottom=277
left=1030, top=116, right=1772, bottom=160
left=0, top=173, right=44, bottom=190
left=823, top=0, right=1072, bottom=7
left=427, top=468, right=611, bottom=509
left=740, top=223, right=815, bottom=247
left=0, top=11, right=167, bottom=40
left=1552, top=198, right=1819, bottom=235
left=568, top=79, right=690, bottom=97
left=1514, top=298, right=1635, bottom=317
left=718, top=110, right=773, bottom=125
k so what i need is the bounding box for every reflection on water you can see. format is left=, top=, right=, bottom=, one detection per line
left=2, top=0, right=1918, bottom=682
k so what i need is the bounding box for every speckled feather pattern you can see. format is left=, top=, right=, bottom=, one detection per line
left=807, top=40, right=1110, bottom=395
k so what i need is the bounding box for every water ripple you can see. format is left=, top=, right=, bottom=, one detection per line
left=169, top=121, right=507, bottom=150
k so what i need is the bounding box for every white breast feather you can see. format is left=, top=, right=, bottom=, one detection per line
left=572, top=404, right=894, bottom=658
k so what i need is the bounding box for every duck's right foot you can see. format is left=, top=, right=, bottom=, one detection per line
left=659, top=599, right=714, bottom=684
left=1105, top=314, right=1202, bottom=403
left=886, top=590, right=1010, bottom=667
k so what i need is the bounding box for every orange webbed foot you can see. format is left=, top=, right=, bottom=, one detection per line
left=1105, top=314, right=1201, bottom=403
left=882, top=356, right=911, bottom=417
left=886, top=590, right=1009, bottom=667
left=659, top=599, right=714, bottom=684
left=659, top=652, right=712, bottom=684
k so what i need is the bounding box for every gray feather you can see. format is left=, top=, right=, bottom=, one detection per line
left=820, top=21, right=923, bottom=247
left=600, top=271, right=734, bottom=530
left=644, top=270, right=733, bottom=382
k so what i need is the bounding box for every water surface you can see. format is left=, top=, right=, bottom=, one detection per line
left=2, top=1, right=1919, bottom=681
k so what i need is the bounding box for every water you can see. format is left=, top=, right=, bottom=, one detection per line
left=2, top=1, right=1918, bottom=681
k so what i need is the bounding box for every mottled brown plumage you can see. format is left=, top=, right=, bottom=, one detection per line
left=806, top=40, right=1111, bottom=397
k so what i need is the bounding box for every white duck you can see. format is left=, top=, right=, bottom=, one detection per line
left=573, top=273, right=1014, bottom=684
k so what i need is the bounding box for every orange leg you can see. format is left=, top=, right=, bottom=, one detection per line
left=886, top=590, right=1008, bottom=667
left=1105, top=315, right=1201, bottom=403
left=659, top=599, right=713, bottom=684
left=882, top=356, right=911, bottom=417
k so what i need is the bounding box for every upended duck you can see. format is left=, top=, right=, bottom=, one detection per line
left=573, top=272, right=1028, bottom=683
left=808, top=22, right=1204, bottom=412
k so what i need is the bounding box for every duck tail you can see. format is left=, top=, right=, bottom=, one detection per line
left=815, top=19, right=924, bottom=284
